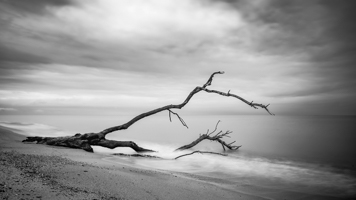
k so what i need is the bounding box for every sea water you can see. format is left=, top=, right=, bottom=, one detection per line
left=1, top=114, right=355, bottom=199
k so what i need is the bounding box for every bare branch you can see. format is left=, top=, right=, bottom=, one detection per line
left=200, top=88, right=275, bottom=115
left=203, top=71, right=224, bottom=88
left=99, top=71, right=273, bottom=136
left=208, top=120, right=221, bottom=136
left=113, top=153, right=161, bottom=158
left=167, top=109, right=188, bottom=128
left=212, top=130, right=223, bottom=138
left=168, top=109, right=172, bottom=122
left=175, top=121, right=241, bottom=151
left=175, top=151, right=227, bottom=160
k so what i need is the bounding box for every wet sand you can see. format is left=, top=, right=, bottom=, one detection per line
left=0, top=126, right=263, bottom=200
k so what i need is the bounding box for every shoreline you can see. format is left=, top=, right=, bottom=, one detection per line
left=0, top=126, right=262, bottom=200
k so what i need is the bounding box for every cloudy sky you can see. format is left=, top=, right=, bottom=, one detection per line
left=0, top=0, right=355, bottom=116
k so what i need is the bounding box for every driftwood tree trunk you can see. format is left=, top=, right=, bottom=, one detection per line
left=23, top=71, right=273, bottom=153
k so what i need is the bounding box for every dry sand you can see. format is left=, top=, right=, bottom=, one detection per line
left=0, top=126, right=264, bottom=200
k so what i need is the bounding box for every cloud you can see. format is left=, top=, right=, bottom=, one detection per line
left=0, top=44, right=49, bottom=64
left=211, top=0, right=356, bottom=101
left=0, top=107, right=17, bottom=112
left=1, top=0, right=76, bottom=15
left=0, top=0, right=356, bottom=115
left=0, top=0, right=246, bottom=74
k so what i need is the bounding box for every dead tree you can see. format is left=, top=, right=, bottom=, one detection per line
left=23, top=71, right=273, bottom=153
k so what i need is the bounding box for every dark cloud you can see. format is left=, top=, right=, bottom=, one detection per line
left=0, top=44, right=49, bottom=64
left=225, top=0, right=329, bottom=55
left=0, top=0, right=76, bottom=15
left=80, top=55, right=104, bottom=62
left=217, top=0, right=356, bottom=100
left=0, top=76, right=41, bottom=90
left=211, top=0, right=356, bottom=57
left=321, top=1, right=356, bottom=41
left=0, top=43, right=49, bottom=88
left=305, top=1, right=356, bottom=100
left=268, top=82, right=351, bottom=98
left=0, top=61, right=54, bottom=92
left=309, top=1, right=356, bottom=61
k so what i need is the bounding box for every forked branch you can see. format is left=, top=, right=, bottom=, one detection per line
left=99, top=71, right=273, bottom=137
left=168, top=109, right=188, bottom=128
left=175, top=121, right=241, bottom=151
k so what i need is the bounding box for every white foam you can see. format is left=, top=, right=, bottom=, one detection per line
left=131, top=143, right=356, bottom=197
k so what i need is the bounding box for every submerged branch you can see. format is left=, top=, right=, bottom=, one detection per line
left=175, top=121, right=241, bottom=151
left=175, top=151, right=227, bottom=160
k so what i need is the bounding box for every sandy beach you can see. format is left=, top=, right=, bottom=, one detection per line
left=0, top=126, right=264, bottom=200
